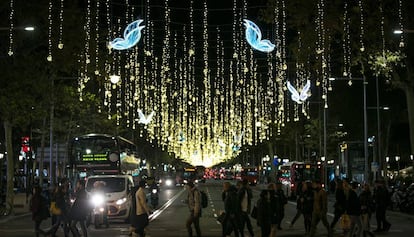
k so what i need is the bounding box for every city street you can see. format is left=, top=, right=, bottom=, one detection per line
left=0, top=180, right=413, bottom=237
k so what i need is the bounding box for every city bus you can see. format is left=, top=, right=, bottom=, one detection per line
left=67, top=133, right=141, bottom=178
left=67, top=134, right=141, bottom=221
left=277, top=161, right=323, bottom=198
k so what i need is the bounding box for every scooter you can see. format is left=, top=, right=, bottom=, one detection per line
left=150, top=185, right=159, bottom=209
left=90, top=192, right=109, bottom=228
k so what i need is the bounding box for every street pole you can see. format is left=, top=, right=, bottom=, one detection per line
left=376, top=76, right=382, bottom=180
left=363, top=76, right=369, bottom=183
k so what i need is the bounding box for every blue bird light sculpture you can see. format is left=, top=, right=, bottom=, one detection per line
left=243, top=19, right=275, bottom=53
left=109, top=19, right=145, bottom=50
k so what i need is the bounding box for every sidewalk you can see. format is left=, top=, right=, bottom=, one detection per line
left=0, top=193, right=31, bottom=224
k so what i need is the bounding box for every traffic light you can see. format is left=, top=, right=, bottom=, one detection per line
left=21, top=136, right=30, bottom=153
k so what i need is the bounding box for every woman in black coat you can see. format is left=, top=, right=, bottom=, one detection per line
left=31, top=186, right=49, bottom=237
left=256, top=189, right=273, bottom=237
left=330, top=179, right=346, bottom=229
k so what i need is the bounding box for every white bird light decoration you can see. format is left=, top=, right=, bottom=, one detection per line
left=243, top=19, right=275, bottom=53
left=286, top=80, right=311, bottom=104
left=109, top=19, right=145, bottom=50
left=137, top=109, right=155, bottom=125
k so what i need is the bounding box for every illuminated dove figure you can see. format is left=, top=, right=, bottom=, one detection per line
left=287, top=80, right=311, bottom=104
left=137, top=109, right=155, bottom=125
left=243, top=19, right=275, bottom=53
left=109, top=19, right=145, bottom=50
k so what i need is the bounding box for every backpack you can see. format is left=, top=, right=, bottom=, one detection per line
left=200, top=190, right=208, bottom=208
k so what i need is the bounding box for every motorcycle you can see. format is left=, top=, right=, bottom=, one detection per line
left=90, top=192, right=109, bottom=228
left=150, top=184, right=159, bottom=209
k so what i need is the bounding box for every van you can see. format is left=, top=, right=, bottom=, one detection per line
left=85, top=175, right=134, bottom=221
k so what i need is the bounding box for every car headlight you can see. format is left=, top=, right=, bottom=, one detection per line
left=151, top=188, right=158, bottom=194
left=116, top=197, right=127, bottom=205
left=91, top=193, right=105, bottom=206
left=165, top=179, right=173, bottom=186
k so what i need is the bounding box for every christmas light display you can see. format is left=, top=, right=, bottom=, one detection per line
left=286, top=80, right=311, bottom=104
left=109, top=19, right=145, bottom=50
left=243, top=19, right=275, bottom=53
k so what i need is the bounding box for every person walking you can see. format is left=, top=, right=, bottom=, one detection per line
left=129, top=181, right=141, bottom=235
left=132, top=180, right=151, bottom=237
left=274, top=182, right=287, bottom=230
left=30, top=186, right=50, bottom=237
left=309, top=180, right=332, bottom=237
left=46, top=185, right=70, bottom=237
left=256, top=189, right=272, bottom=237
left=330, top=179, right=346, bottom=230
left=238, top=179, right=254, bottom=237
left=267, top=183, right=279, bottom=237
left=186, top=181, right=202, bottom=237
left=289, top=181, right=305, bottom=228
left=69, top=180, right=90, bottom=237
left=359, top=183, right=375, bottom=237
left=302, top=181, right=314, bottom=235
left=373, top=180, right=391, bottom=232
left=344, top=181, right=363, bottom=237
left=223, top=184, right=242, bottom=237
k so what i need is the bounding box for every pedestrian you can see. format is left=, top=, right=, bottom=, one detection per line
left=302, top=181, right=314, bottom=234
left=330, top=179, right=346, bottom=229
left=186, top=181, right=201, bottom=237
left=256, top=189, right=272, bottom=237
left=221, top=181, right=231, bottom=236
left=289, top=181, right=305, bottom=228
left=224, top=184, right=242, bottom=237
left=30, top=186, right=50, bottom=237
left=238, top=179, right=254, bottom=237
left=344, top=181, right=363, bottom=237
left=129, top=181, right=140, bottom=235
left=132, top=180, right=151, bottom=237
left=359, top=183, right=375, bottom=237
left=69, top=180, right=90, bottom=237
left=275, top=182, right=287, bottom=230
left=267, top=183, right=279, bottom=237
left=46, top=185, right=70, bottom=237
left=309, top=180, right=332, bottom=237
left=373, top=179, right=391, bottom=232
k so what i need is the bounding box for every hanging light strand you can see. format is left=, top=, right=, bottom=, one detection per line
left=57, top=0, right=64, bottom=49
left=358, top=0, right=365, bottom=52
left=398, top=0, right=405, bottom=48
left=8, top=0, right=14, bottom=56
left=47, top=0, right=53, bottom=61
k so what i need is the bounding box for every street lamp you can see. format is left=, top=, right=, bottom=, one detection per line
left=393, top=29, right=414, bottom=34
left=395, top=156, right=400, bottom=177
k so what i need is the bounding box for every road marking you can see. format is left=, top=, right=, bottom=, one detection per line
left=148, top=188, right=185, bottom=221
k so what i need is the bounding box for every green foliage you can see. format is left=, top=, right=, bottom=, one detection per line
left=368, top=50, right=406, bottom=79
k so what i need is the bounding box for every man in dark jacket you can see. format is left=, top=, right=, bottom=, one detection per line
left=31, top=186, right=49, bottom=237
left=238, top=179, right=254, bottom=237
left=69, top=180, right=89, bottom=237
left=373, top=180, right=391, bottom=232
left=345, top=181, right=362, bottom=237
left=223, top=184, right=242, bottom=237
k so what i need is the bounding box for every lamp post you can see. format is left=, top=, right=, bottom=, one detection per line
left=395, top=156, right=400, bottom=177
left=329, top=77, right=369, bottom=183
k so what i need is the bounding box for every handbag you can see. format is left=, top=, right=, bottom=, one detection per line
left=250, top=205, right=258, bottom=219
left=50, top=201, right=62, bottom=215
left=340, top=213, right=351, bottom=230
left=217, top=212, right=226, bottom=224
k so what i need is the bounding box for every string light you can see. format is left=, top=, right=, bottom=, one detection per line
left=8, top=0, right=14, bottom=56
left=57, top=0, right=64, bottom=49
left=398, top=0, right=404, bottom=48
left=47, top=0, right=53, bottom=61
left=358, top=0, right=365, bottom=52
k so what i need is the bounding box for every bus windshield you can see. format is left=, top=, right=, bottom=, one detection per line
left=71, top=136, right=117, bottom=162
